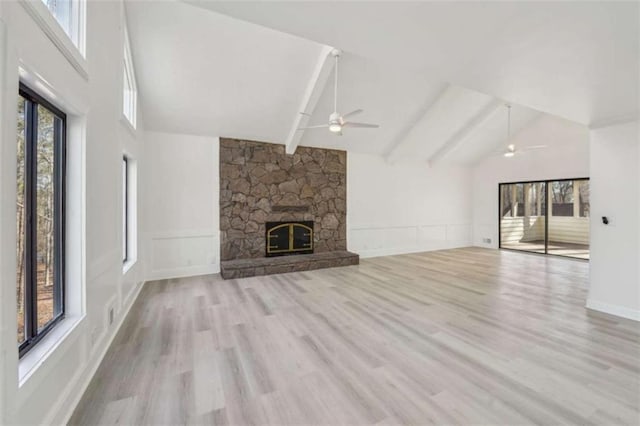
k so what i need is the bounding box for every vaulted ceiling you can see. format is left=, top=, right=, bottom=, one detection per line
left=125, top=0, right=325, bottom=142
left=126, top=0, right=638, bottom=163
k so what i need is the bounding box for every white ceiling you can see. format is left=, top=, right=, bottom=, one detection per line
left=448, top=104, right=540, bottom=165
left=298, top=52, right=448, bottom=156
left=125, top=0, right=324, bottom=142
left=185, top=0, right=639, bottom=127
left=127, top=1, right=636, bottom=163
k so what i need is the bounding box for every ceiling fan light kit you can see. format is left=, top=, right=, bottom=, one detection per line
left=298, top=48, right=380, bottom=135
left=328, top=112, right=342, bottom=133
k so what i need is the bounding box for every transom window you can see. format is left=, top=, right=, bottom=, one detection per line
left=41, top=0, right=84, bottom=49
left=123, top=26, right=137, bottom=128
left=16, top=84, right=66, bottom=356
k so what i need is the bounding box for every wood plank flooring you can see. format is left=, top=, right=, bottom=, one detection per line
left=69, top=247, right=640, bottom=425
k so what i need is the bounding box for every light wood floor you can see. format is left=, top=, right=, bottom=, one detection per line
left=70, top=248, right=640, bottom=425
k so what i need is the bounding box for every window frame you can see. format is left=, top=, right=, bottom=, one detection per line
left=39, top=0, right=85, bottom=53
left=122, top=25, right=138, bottom=129
left=122, top=156, right=129, bottom=263
left=17, top=83, right=67, bottom=358
left=498, top=177, right=590, bottom=260
left=20, top=0, right=88, bottom=79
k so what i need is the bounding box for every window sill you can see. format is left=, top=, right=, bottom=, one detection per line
left=120, top=114, right=137, bottom=137
left=19, top=314, right=84, bottom=386
left=123, top=259, right=137, bottom=275
left=19, top=0, right=88, bottom=81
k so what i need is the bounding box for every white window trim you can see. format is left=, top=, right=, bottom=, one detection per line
left=122, top=25, right=138, bottom=129
left=122, top=154, right=138, bottom=274
left=19, top=315, right=84, bottom=385
left=19, top=0, right=87, bottom=80
left=119, top=112, right=137, bottom=137
left=16, top=66, right=87, bottom=386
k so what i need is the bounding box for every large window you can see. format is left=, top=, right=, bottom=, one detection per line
left=499, top=178, right=589, bottom=260
left=16, top=84, right=66, bottom=356
left=123, top=27, right=137, bottom=128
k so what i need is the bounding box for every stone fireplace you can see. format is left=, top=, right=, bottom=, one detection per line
left=219, top=138, right=358, bottom=278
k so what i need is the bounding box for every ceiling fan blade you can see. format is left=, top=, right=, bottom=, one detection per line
left=341, top=109, right=363, bottom=119
left=297, top=124, right=329, bottom=130
left=343, top=121, right=379, bottom=128
left=520, top=145, right=548, bottom=151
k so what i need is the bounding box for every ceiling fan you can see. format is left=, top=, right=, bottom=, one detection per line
left=298, top=49, right=379, bottom=135
left=500, top=104, right=546, bottom=157
left=502, top=143, right=547, bottom=157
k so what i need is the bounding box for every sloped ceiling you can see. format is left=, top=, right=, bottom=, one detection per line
left=448, top=104, right=541, bottom=165
left=125, top=0, right=325, bottom=142
left=298, top=53, right=448, bottom=156
left=185, top=0, right=639, bottom=127
left=127, top=1, right=635, bottom=163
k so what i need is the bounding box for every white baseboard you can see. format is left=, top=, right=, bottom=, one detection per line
left=356, top=242, right=471, bottom=259
left=586, top=299, right=640, bottom=322
left=50, top=280, right=145, bottom=425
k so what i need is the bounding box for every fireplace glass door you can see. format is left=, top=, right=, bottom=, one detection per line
left=266, top=221, right=313, bottom=257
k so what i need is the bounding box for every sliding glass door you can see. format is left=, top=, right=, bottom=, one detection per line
left=499, top=179, right=589, bottom=259
left=547, top=179, right=590, bottom=258
left=499, top=182, right=547, bottom=254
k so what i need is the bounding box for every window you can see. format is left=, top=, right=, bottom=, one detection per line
left=500, top=183, right=525, bottom=217
left=551, top=181, right=574, bottom=217
left=499, top=178, right=590, bottom=260
left=16, top=84, right=66, bottom=356
left=122, top=155, right=137, bottom=271
left=41, top=0, right=83, bottom=49
left=123, top=27, right=137, bottom=128
left=578, top=180, right=590, bottom=217
left=122, top=156, right=128, bottom=263
left=42, top=0, right=72, bottom=36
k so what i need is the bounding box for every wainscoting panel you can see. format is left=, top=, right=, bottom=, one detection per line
left=474, top=223, right=497, bottom=247
left=149, top=229, right=219, bottom=280
left=349, top=224, right=472, bottom=258
left=417, top=225, right=447, bottom=243
left=445, top=224, right=472, bottom=245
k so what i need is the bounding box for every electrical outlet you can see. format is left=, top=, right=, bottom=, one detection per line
left=483, top=238, right=492, bottom=244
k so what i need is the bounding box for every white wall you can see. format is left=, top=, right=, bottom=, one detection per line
left=587, top=121, right=640, bottom=321
left=348, top=153, right=472, bottom=257
left=144, top=131, right=220, bottom=279
left=0, top=1, right=145, bottom=424
left=144, top=138, right=469, bottom=269
left=472, top=114, right=590, bottom=248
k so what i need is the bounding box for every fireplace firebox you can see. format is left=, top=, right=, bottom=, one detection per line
left=266, top=221, right=314, bottom=257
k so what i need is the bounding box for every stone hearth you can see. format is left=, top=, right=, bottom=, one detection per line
left=220, top=251, right=359, bottom=279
